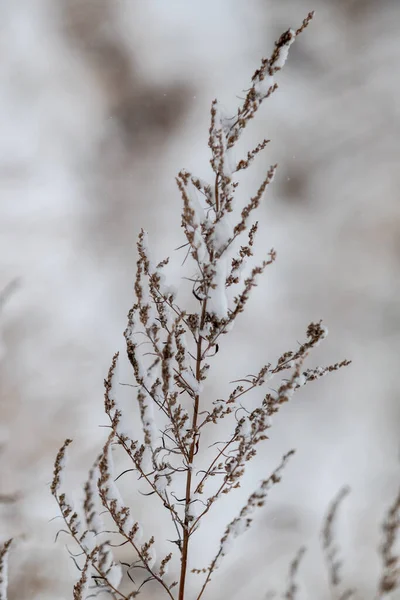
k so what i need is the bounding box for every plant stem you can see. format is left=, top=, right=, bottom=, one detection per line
left=178, top=296, right=208, bottom=600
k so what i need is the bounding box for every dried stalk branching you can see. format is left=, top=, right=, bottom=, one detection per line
left=49, top=12, right=353, bottom=600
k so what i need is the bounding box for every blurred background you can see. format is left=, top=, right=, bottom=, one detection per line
left=1, top=1, right=400, bottom=598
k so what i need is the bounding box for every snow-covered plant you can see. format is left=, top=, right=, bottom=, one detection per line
left=50, top=12, right=352, bottom=600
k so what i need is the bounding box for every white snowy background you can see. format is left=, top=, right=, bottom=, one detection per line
left=1, top=0, right=400, bottom=598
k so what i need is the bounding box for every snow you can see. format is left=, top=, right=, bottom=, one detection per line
left=104, top=446, right=139, bottom=539
left=294, top=373, right=306, bottom=387
left=237, top=417, right=252, bottom=440
left=274, top=30, right=295, bottom=69
left=224, top=146, right=236, bottom=178
left=147, top=545, right=157, bottom=570
left=106, top=562, right=122, bottom=590
left=317, top=325, right=329, bottom=345
left=215, top=102, right=234, bottom=137
left=101, top=548, right=113, bottom=574
left=154, top=467, right=171, bottom=493
left=224, top=320, right=235, bottom=333
left=193, top=229, right=207, bottom=263
left=220, top=518, right=248, bottom=557
left=254, top=75, right=275, bottom=99
left=155, top=266, right=177, bottom=302
left=81, top=530, right=97, bottom=554
left=186, top=176, right=207, bottom=225
left=63, top=491, right=76, bottom=514
left=211, top=213, right=234, bottom=254
left=252, top=30, right=295, bottom=100
left=141, top=391, right=159, bottom=448
left=181, top=369, right=202, bottom=394
left=212, top=102, right=237, bottom=179
left=184, top=179, right=209, bottom=264
left=199, top=322, right=212, bottom=337
left=187, top=491, right=205, bottom=519
left=208, top=255, right=229, bottom=319
left=140, top=445, right=154, bottom=474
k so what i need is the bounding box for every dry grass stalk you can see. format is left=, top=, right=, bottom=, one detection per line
left=283, top=546, right=306, bottom=600
left=321, top=486, right=355, bottom=600
left=377, top=487, right=400, bottom=597
left=49, top=12, right=351, bottom=600
left=0, top=539, right=12, bottom=600
left=278, top=485, right=400, bottom=600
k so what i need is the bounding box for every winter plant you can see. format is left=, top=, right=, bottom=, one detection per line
left=1, top=11, right=399, bottom=600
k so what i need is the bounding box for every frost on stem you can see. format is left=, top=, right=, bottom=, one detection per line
left=51, top=12, right=352, bottom=600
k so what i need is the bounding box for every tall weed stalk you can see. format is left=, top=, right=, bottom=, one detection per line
left=45, top=12, right=368, bottom=600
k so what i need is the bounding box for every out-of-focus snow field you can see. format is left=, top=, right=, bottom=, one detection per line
left=1, top=0, right=400, bottom=598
